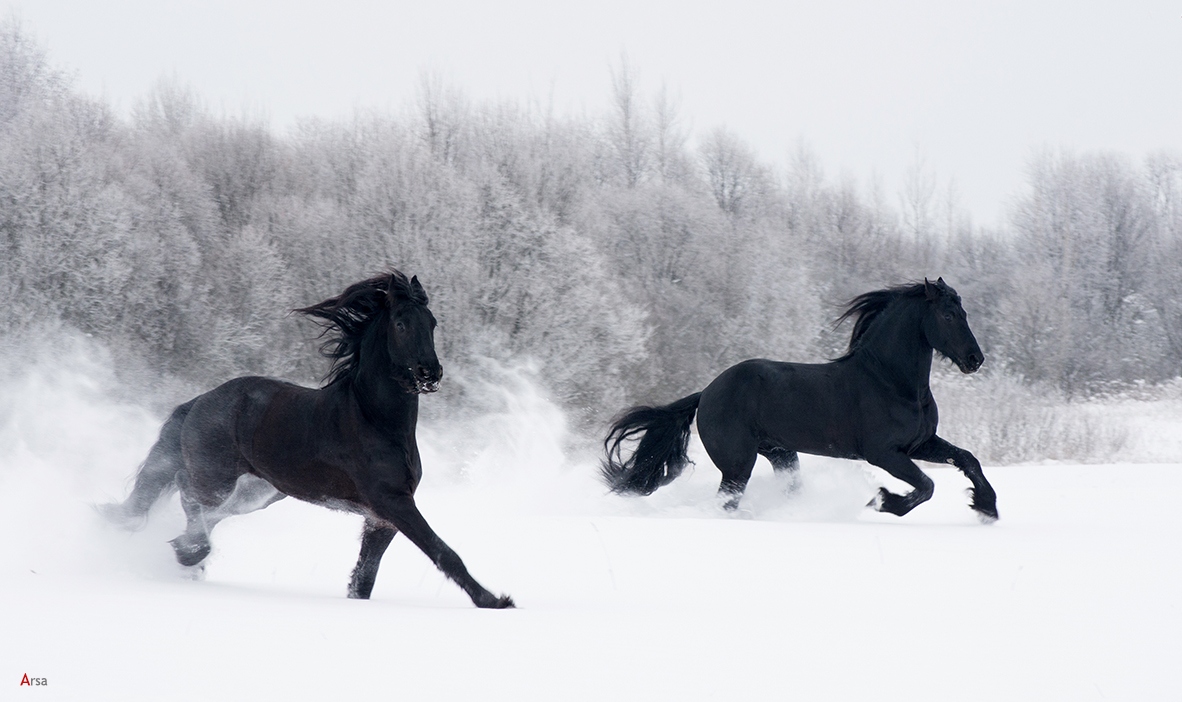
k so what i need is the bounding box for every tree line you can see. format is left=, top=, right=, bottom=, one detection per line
left=2, top=21, right=1180, bottom=432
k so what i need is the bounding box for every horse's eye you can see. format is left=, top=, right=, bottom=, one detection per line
left=943, top=312, right=954, bottom=322
left=395, top=320, right=406, bottom=332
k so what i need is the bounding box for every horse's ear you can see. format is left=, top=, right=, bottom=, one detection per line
left=385, top=274, right=400, bottom=307
left=936, top=276, right=947, bottom=288
left=924, top=278, right=939, bottom=301
left=410, top=275, right=428, bottom=304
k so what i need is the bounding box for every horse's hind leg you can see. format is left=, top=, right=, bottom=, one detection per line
left=715, top=453, right=760, bottom=511
left=700, top=430, right=759, bottom=511
left=347, top=519, right=398, bottom=600
left=171, top=476, right=214, bottom=567
left=101, top=399, right=196, bottom=529
left=171, top=473, right=285, bottom=567
left=911, top=435, right=998, bottom=522
left=698, top=394, right=762, bottom=510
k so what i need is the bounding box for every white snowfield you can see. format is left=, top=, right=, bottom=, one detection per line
left=2, top=362, right=1179, bottom=701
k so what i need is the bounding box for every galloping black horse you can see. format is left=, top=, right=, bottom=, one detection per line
left=104, top=271, right=514, bottom=607
left=603, top=278, right=998, bottom=522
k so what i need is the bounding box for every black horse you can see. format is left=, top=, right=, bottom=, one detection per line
left=603, top=278, right=998, bottom=522
left=104, top=271, right=514, bottom=607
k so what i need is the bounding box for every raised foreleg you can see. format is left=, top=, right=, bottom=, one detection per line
left=865, top=450, right=935, bottom=517
left=911, top=435, right=998, bottom=523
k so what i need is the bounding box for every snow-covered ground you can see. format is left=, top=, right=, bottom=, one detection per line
left=2, top=356, right=1180, bottom=701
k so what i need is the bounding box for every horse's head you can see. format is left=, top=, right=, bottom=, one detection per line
left=921, top=278, right=984, bottom=374
left=385, top=274, right=443, bottom=394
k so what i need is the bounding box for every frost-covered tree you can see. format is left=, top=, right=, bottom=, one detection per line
left=1006, top=151, right=1162, bottom=392
left=604, top=56, right=650, bottom=188
left=700, top=127, right=762, bottom=218
left=3, top=18, right=1182, bottom=435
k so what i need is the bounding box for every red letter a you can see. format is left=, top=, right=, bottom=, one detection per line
left=20, top=674, right=30, bottom=686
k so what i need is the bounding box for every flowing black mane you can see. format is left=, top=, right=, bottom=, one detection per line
left=834, top=282, right=934, bottom=361
left=296, top=269, right=428, bottom=386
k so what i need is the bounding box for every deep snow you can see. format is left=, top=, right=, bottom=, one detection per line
left=2, top=352, right=1180, bottom=701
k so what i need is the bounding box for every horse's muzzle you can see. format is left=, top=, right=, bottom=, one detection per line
left=413, top=364, right=443, bottom=394
left=958, top=351, right=984, bottom=374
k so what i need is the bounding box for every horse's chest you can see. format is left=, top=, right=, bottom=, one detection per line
left=405, top=449, right=423, bottom=489
left=895, top=398, right=937, bottom=451
left=364, top=434, right=423, bottom=488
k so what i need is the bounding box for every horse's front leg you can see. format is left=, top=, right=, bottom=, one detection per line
left=864, top=449, right=935, bottom=517
left=370, top=490, right=514, bottom=609
left=348, top=518, right=398, bottom=599
left=911, top=435, right=998, bottom=523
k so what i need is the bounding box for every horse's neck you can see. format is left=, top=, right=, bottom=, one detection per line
left=347, top=327, right=420, bottom=436
left=350, top=365, right=419, bottom=436
left=857, top=304, right=933, bottom=398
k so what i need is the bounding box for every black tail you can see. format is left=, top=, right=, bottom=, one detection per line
left=100, top=399, right=195, bottom=529
left=601, top=392, right=702, bottom=495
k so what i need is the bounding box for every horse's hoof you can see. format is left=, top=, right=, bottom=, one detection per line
left=720, top=495, right=744, bottom=512
left=780, top=476, right=802, bottom=496
left=968, top=489, right=999, bottom=524
left=726, top=506, right=755, bottom=520
left=868, top=487, right=890, bottom=511
left=170, top=536, right=211, bottom=567
left=477, top=594, right=515, bottom=609
left=346, top=579, right=376, bottom=599
left=872, top=488, right=915, bottom=517
left=974, top=504, right=999, bottom=524
left=179, top=563, right=206, bottom=581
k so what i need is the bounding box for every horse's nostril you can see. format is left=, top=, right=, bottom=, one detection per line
left=416, top=365, right=441, bottom=381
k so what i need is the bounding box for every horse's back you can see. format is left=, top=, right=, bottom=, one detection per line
left=177, top=376, right=306, bottom=500
left=184, top=376, right=301, bottom=441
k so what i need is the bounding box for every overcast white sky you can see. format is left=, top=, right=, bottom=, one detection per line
left=7, top=0, right=1182, bottom=227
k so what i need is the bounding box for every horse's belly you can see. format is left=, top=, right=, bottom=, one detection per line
left=760, top=391, right=858, bottom=457
left=247, top=411, right=378, bottom=505
left=770, top=424, right=861, bottom=460
left=254, top=460, right=365, bottom=506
